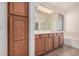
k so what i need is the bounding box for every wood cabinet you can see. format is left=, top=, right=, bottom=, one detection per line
left=8, top=2, right=28, bottom=56
left=35, top=33, right=64, bottom=56
left=35, top=35, right=44, bottom=56
left=49, top=34, right=54, bottom=50
left=59, top=33, right=64, bottom=46
left=44, top=34, right=53, bottom=52
left=53, top=33, right=59, bottom=49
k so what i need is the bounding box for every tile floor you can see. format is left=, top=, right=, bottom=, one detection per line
left=44, top=45, right=79, bottom=56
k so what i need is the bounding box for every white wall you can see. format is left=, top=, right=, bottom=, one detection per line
left=65, top=3, right=79, bottom=34
left=0, top=3, right=7, bottom=56
left=64, top=3, right=79, bottom=48
left=29, top=3, right=35, bottom=56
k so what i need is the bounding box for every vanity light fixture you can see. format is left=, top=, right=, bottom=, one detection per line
left=37, top=5, right=54, bottom=14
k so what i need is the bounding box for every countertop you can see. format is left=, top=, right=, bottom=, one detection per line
left=35, top=31, right=64, bottom=34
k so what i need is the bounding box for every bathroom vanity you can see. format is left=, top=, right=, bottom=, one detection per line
left=35, top=32, right=64, bottom=56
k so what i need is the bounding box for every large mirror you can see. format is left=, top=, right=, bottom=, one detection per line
left=35, top=4, right=54, bottom=31
left=35, top=3, right=64, bottom=32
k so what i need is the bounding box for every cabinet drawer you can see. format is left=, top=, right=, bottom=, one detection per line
left=35, top=35, right=40, bottom=39
left=54, top=33, right=57, bottom=36
left=58, top=33, right=61, bottom=36
left=49, top=34, right=53, bottom=38
left=41, top=34, right=49, bottom=38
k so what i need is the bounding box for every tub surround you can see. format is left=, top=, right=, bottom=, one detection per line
left=64, top=35, right=79, bottom=49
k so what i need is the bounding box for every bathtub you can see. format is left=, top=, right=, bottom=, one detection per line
left=64, top=36, right=79, bottom=49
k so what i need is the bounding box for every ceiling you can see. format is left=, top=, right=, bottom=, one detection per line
left=49, top=2, right=76, bottom=10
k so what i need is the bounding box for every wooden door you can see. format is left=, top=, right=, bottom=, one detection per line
left=53, top=33, right=59, bottom=49
left=59, top=33, right=64, bottom=46
left=35, top=35, right=44, bottom=56
left=9, top=2, right=27, bottom=16
left=44, top=34, right=53, bottom=52
left=8, top=2, right=28, bottom=56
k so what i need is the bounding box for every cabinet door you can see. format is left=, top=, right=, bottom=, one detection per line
left=59, top=33, right=64, bottom=46
left=50, top=34, right=54, bottom=49
left=45, top=37, right=53, bottom=52
left=9, top=15, right=28, bottom=56
left=9, top=2, right=27, bottom=16
left=35, top=35, right=44, bottom=56
left=54, top=33, right=59, bottom=49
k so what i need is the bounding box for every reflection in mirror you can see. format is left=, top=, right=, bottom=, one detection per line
left=35, top=22, right=38, bottom=30
left=35, top=4, right=54, bottom=31
left=35, top=3, right=64, bottom=32
left=57, top=13, right=64, bottom=31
